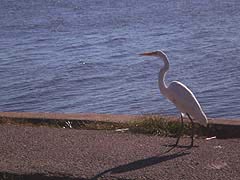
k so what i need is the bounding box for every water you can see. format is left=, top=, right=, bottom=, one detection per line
left=0, top=0, right=240, bottom=119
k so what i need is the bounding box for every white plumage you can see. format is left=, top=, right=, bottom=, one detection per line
left=167, top=81, right=207, bottom=127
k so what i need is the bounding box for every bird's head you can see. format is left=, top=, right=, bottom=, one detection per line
left=139, top=50, right=167, bottom=59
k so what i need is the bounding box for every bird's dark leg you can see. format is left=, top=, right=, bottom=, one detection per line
left=174, top=114, right=184, bottom=147
left=187, top=113, right=194, bottom=147
left=164, top=114, right=184, bottom=153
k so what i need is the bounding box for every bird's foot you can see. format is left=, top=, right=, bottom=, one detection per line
left=165, top=144, right=178, bottom=147
left=164, top=144, right=198, bottom=149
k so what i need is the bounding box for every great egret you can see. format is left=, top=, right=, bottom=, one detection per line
left=140, top=50, right=208, bottom=147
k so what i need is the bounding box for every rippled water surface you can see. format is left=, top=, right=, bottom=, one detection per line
left=0, top=0, right=240, bottom=119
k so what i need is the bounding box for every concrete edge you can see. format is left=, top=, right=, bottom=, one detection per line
left=0, top=112, right=139, bottom=123
left=0, top=112, right=240, bottom=125
left=0, top=112, right=240, bottom=138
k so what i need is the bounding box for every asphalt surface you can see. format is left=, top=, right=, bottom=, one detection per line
left=0, top=123, right=239, bottom=180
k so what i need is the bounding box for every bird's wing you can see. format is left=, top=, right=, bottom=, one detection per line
left=167, top=81, right=203, bottom=115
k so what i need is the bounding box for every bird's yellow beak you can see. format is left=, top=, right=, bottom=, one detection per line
left=139, top=52, right=157, bottom=56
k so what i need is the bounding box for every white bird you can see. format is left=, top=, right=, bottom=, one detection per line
left=140, top=50, right=208, bottom=147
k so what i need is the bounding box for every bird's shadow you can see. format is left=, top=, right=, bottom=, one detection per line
left=91, top=150, right=190, bottom=180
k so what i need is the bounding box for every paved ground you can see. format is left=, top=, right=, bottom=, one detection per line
left=0, top=123, right=239, bottom=180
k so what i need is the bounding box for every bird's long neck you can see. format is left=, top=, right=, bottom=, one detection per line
left=158, top=54, right=169, bottom=96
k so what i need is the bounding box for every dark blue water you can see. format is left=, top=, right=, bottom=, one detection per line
left=0, top=0, right=240, bottom=119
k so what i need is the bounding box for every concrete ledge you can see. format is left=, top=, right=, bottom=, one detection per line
left=1, top=112, right=240, bottom=124
left=0, top=112, right=240, bottom=138
left=0, top=111, right=240, bottom=125
left=0, top=112, right=139, bottom=123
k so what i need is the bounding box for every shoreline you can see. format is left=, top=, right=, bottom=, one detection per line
left=0, top=111, right=240, bottom=138
left=0, top=111, right=240, bottom=124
